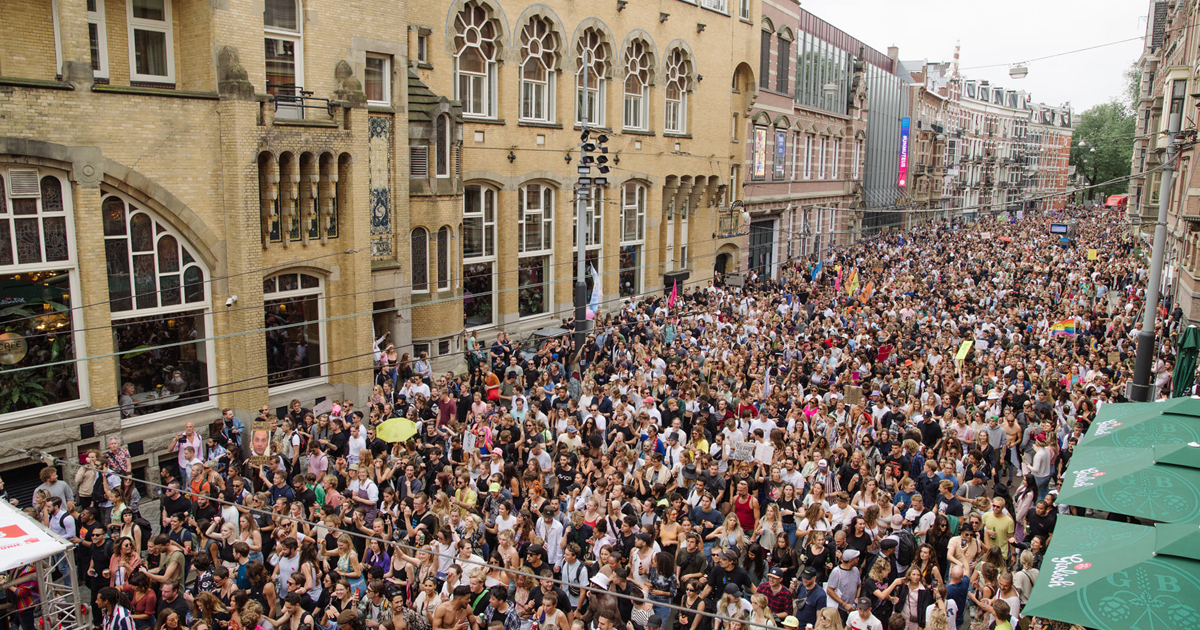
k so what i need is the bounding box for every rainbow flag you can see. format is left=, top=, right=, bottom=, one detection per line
left=1049, top=318, right=1076, bottom=337
left=846, top=268, right=859, bottom=297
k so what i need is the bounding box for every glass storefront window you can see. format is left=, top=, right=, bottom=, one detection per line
left=0, top=271, right=80, bottom=414
left=113, top=309, right=208, bottom=412
left=264, top=273, right=323, bottom=386
left=518, top=255, right=548, bottom=318
left=463, top=261, right=493, bottom=328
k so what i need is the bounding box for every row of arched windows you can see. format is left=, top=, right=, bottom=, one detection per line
left=453, top=1, right=695, bottom=134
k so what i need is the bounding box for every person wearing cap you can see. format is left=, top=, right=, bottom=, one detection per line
left=846, top=596, right=883, bottom=630
left=793, top=566, right=827, bottom=629
left=755, top=568, right=794, bottom=622
left=825, top=548, right=862, bottom=622
left=699, top=548, right=753, bottom=600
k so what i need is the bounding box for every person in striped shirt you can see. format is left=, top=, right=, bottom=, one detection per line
left=97, top=586, right=136, bottom=630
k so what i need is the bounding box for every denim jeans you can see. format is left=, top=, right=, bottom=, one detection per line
left=703, top=541, right=715, bottom=563
left=650, top=595, right=671, bottom=623
left=782, top=522, right=798, bottom=549
left=1034, top=475, right=1051, bottom=501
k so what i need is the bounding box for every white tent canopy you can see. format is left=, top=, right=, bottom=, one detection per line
left=0, top=499, right=69, bottom=572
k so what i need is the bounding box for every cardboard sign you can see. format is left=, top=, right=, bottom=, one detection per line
left=730, top=441, right=757, bottom=462
left=755, top=443, right=775, bottom=465
left=955, top=340, right=974, bottom=361
left=248, top=421, right=274, bottom=467
left=1108, top=351, right=1121, bottom=366
left=845, top=385, right=863, bottom=406
left=1088, top=249, right=1099, bottom=260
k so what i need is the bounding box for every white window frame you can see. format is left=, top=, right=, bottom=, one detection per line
left=624, top=80, right=647, bottom=131
left=804, top=135, right=813, bottom=179
left=89, top=0, right=110, bottom=79
left=126, top=0, right=175, bottom=83
left=263, top=272, right=327, bottom=394
left=576, top=31, right=607, bottom=127
left=518, top=184, right=555, bottom=254
left=818, top=137, right=827, bottom=180
left=463, top=185, right=496, bottom=330
left=103, top=189, right=217, bottom=426
left=455, top=51, right=495, bottom=118
left=417, top=34, right=428, bottom=64
left=791, top=132, right=800, bottom=180
left=519, top=17, right=557, bottom=124
left=853, top=140, right=861, bottom=179
left=700, top=0, right=728, bottom=13
left=518, top=184, right=554, bottom=320
left=831, top=139, right=839, bottom=179
left=621, top=182, right=646, bottom=243
left=364, top=53, right=391, bottom=107
left=264, top=0, right=304, bottom=120
left=740, top=0, right=750, bottom=19
left=664, top=87, right=685, bottom=134
left=573, top=187, right=603, bottom=249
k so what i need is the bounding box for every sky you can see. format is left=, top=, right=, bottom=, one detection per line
left=805, top=0, right=1149, bottom=112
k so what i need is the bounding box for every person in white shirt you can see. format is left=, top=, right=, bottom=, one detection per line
left=536, top=505, right=565, bottom=569
left=847, top=598, right=883, bottom=630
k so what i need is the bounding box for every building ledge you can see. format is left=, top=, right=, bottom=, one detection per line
left=664, top=132, right=693, bottom=139
left=518, top=120, right=564, bottom=129
left=93, top=84, right=218, bottom=100
left=464, top=117, right=506, bottom=126
left=622, top=129, right=656, bottom=137
left=371, top=260, right=402, bottom=271
left=368, top=105, right=396, bottom=114
left=273, top=118, right=339, bottom=128
left=0, top=76, right=74, bottom=90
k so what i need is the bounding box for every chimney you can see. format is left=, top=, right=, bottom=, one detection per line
left=887, top=46, right=899, bottom=61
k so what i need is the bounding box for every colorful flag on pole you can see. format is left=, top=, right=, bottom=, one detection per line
left=862, top=280, right=875, bottom=301
left=585, top=264, right=601, bottom=319
left=812, top=260, right=823, bottom=281
left=668, top=280, right=678, bottom=310
left=846, top=268, right=859, bottom=297
left=834, top=265, right=843, bottom=292
left=1049, top=318, right=1076, bottom=337
left=764, top=369, right=772, bottom=398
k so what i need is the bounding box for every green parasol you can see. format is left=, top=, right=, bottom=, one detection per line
left=1057, top=445, right=1200, bottom=523
left=1174, top=326, right=1200, bottom=398
left=1022, top=515, right=1200, bottom=630
left=1079, top=399, right=1200, bottom=449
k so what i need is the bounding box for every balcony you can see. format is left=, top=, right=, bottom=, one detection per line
left=931, top=123, right=945, bottom=135
left=268, top=84, right=335, bottom=121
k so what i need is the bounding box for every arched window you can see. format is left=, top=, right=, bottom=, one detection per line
left=264, top=0, right=303, bottom=118
left=520, top=16, right=558, bottom=123
left=664, top=48, right=692, bottom=134
left=619, top=182, right=646, bottom=297
left=437, top=226, right=450, bottom=290
left=518, top=184, right=553, bottom=318
left=462, top=185, right=496, bottom=328
left=453, top=2, right=498, bottom=118
left=263, top=272, right=323, bottom=387
left=623, top=40, right=651, bottom=130
left=411, top=227, right=429, bottom=292
left=103, top=191, right=213, bottom=416
left=435, top=114, right=450, bottom=177
left=0, top=168, right=83, bottom=417
left=576, top=28, right=608, bottom=126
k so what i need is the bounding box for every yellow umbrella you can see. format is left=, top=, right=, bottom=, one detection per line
left=375, top=417, right=418, bottom=443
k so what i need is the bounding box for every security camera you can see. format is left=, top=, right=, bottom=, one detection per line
left=225, top=295, right=238, bottom=307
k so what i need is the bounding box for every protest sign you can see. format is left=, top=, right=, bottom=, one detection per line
left=730, top=441, right=757, bottom=462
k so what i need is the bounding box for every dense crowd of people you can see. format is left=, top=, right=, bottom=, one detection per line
left=14, top=205, right=1178, bottom=630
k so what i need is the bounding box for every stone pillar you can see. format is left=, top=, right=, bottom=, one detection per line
left=71, top=183, right=115, bottom=410
left=56, top=0, right=93, bottom=87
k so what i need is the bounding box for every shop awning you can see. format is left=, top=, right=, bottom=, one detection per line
left=1023, top=515, right=1200, bottom=630
left=1058, top=444, right=1200, bottom=523
left=1080, top=398, right=1200, bottom=449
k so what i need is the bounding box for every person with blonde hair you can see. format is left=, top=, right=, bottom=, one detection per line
left=813, top=607, right=845, bottom=630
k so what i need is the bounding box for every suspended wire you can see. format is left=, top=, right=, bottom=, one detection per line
left=12, top=446, right=785, bottom=630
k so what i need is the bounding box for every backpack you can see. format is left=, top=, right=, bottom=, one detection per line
left=91, top=471, right=109, bottom=503
left=896, top=528, right=918, bottom=568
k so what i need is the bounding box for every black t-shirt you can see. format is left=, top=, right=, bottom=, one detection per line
left=554, top=465, right=576, bottom=492
left=1025, top=510, right=1057, bottom=541
left=706, top=565, right=753, bottom=597
left=161, top=495, right=192, bottom=525
left=883, top=452, right=908, bottom=479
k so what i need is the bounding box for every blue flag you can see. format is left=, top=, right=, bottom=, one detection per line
left=812, top=260, right=823, bottom=281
